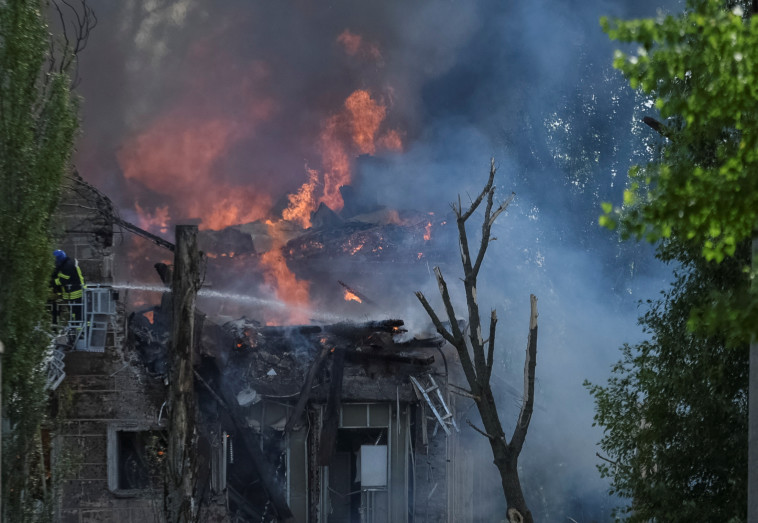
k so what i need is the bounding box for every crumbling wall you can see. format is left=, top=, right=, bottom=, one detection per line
left=57, top=349, right=166, bottom=522
left=53, top=172, right=115, bottom=283
left=53, top=174, right=167, bottom=522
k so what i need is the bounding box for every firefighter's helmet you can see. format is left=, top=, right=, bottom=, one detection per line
left=53, top=250, right=67, bottom=265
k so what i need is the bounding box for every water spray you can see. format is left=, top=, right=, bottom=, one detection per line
left=112, top=283, right=344, bottom=323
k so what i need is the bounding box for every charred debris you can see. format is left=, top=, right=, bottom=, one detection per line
left=129, top=263, right=448, bottom=520
left=51, top=175, right=480, bottom=522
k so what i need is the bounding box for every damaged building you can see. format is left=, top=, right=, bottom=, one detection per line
left=49, top=175, right=483, bottom=522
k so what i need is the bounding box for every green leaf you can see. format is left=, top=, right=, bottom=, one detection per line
left=599, top=214, right=617, bottom=230
left=623, top=189, right=636, bottom=206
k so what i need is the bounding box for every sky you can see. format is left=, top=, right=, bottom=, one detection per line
left=70, top=0, right=684, bottom=518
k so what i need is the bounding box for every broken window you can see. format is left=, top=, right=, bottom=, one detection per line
left=325, top=404, right=392, bottom=523
left=107, top=424, right=165, bottom=495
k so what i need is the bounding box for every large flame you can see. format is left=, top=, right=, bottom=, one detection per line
left=318, top=89, right=402, bottom=211
left=282, top=88, right=402, bottom=222
left=345, top=89, right=387, bottom=155
left=118, top=112, right=273, bottom=231
left=259, top=221, right=310, bottom=323
left=116, top=30, right=405, bottom=322
left=282, top=167, right=320, bottom=229
left=135, top=202, right=170, bottom=235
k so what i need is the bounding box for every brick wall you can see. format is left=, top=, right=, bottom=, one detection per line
left=53, top=174, right=167, bottom=523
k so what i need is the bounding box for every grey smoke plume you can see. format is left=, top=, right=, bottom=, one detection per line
left=73, top=0, right=683, bottom=519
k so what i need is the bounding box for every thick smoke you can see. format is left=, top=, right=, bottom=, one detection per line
left=74, top=0, right=683, bottom=519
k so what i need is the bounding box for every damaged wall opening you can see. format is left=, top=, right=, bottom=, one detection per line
left=328, top=428, right=389, bottom=522
left=324, top=403, right=394, bottom=523
left=107, top=425, right=166, bottom=495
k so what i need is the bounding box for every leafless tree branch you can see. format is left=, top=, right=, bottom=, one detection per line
left=415, top=159, right=537, bottom=522
left=459, top=159, right=495, bottom=222
left=485, top=309, right=497, bottom=385
left=432, top=267, right=465, bottom=344
left=511, top=294, right=538, bottom=454
left=466, top=418, right=499, bottom=440
left=414, top=292, right=454, bottom=345
left=48, top=0, right=97, bottom=88
left=449, top=384, right=480, bottom=401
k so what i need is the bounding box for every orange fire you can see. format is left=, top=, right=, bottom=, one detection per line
left=343, top=290, right=362, bottom=303
left=318, top=114, right=352, bottom=211
left=345, top=90, right=386, bottom=155
left=386, top=209, right=404, bottom=225
left=116, top=31, right=406, bottom=321
left=378, top=129, right=403, bottom=151
left=119, top=113, right=273, bottom=231
left=135, top=203, right=170, bottom=235
left=144, top=310, right=155, bottom=324
left=259, top=220, right=310, bottom=323
left=423, top=221, right=432, bottom=241
left=282, top=167, right=320, bottom=229
left=116, top=49, right=277, bottom=233
left=318, top=89, right=402, bottom=212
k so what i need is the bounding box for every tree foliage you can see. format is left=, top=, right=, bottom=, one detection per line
left=589, top=1, right=755, bottom=520
left=0, top=0, right=78, bottom=518
left=586, top=240, right=749, bottom=521
left=599, top=0, right=758, bottom=342
left=600, top=0, right=758, bottom=257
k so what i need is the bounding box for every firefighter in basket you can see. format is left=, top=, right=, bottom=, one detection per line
left=50, top=249, right=86, bottom=325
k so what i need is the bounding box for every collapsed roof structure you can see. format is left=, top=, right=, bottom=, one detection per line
left=49, top=175, right=485, bottom=522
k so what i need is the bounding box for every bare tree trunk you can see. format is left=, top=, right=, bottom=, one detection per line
left=165, top=225, right=201, bottom=523
left=416, top=160, right=538, bottom=522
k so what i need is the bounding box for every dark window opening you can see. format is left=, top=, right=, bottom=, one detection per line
left=328, top=428, right=387, bottom=523
left=226, top=429, right=288, bottom=521
left=116, top=430, right=165, bottom=491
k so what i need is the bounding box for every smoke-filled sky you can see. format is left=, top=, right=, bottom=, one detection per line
left=72, top=0, right=683, bottom=518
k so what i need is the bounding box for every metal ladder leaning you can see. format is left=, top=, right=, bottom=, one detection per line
left=410, top=373, right=459, bottom=436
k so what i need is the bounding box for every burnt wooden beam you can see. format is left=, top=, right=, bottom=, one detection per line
left=318, top=346, right=347, bottom=466
left=114, top=215, right=176, bottom=251
left=258, top=325, right=323, bottom=338
left=285, top=344, right=330, bottom=433
left=346, top=349, right=435, bottom=366
left=225, top=319, right=409, bottom=347
left=338, top=280, right=375, bottom=305
left=233, top=423, right=294, bottom=521
left=395, top=336, right=445, bottom=350
left=323, top=319, right=405, bottom=339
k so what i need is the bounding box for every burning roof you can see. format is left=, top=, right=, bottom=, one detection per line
left=205, top=317, right=442, bottom=401
left=130, top=292, right=445, bottom=402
